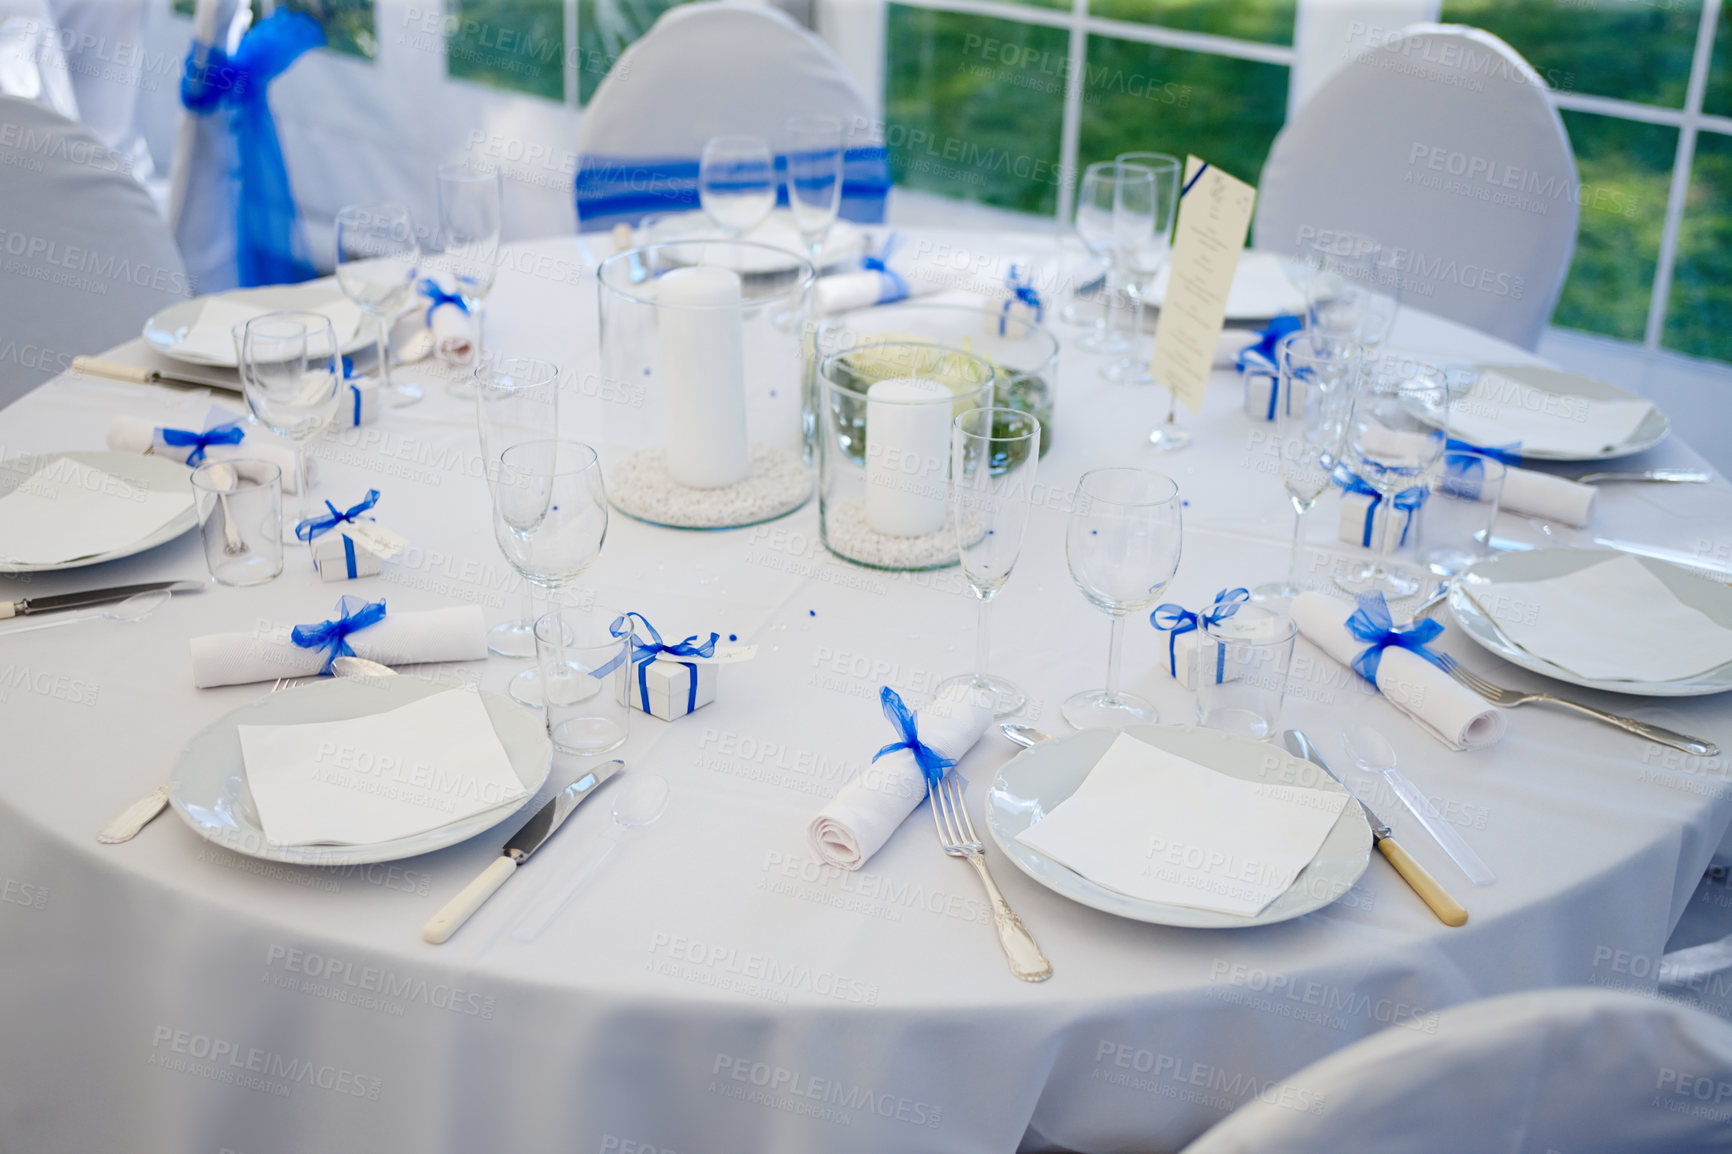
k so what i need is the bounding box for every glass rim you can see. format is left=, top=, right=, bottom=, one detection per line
left=1114, top=151, right=1183, bottom=176
left=437, top=160, right=500, bottom=182
left=954, top=406, right=1040, bottom=442
left=240, top=309, right=336, bottom=338
left=817, top=339, right=997, bottom=403
left=473, top=356, right=560, bottom=390
left=498, top=438, right=602, bottom=476
left=189, top=457, right=282, bottom=490
left=596, top=242, right=815, bottom=306
left=1074, top=466, right=1179, bottom=506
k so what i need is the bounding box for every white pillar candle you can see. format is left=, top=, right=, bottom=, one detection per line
left=658, top=265, right=751, bottom=489
left=865, top=377, right=952, bottom=537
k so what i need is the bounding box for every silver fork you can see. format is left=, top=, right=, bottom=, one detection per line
left=928, top=770, right=1052, bottom=982
left=1439, top=657, right=1718, bottom=756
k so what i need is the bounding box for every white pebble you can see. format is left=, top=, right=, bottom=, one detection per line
left=611, top=445, right=810, bottom=529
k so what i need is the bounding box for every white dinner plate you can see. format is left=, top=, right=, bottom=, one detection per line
left=1450, top=548, right=1732, bottom=697
left=639, top=210, right=864, bottom=273
left=1417, top=364, right=1670, bottom=462
left=170, top=677, right=553, bottom=865
left=0, top=450, right=196, bottom=575
left=143, top=281, right=372, bottom=368
left=986, top=724, right=1373, bottom=928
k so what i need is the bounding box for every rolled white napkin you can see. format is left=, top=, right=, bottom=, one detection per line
left=807, top=688, right=992, bottom=870
left=1498, top=466, right=1596, bottom=528
left=428, top=299, right=475, bottom=365
left=1290, top=592, right=1505, bottom=751
left=816, top=240, right=945, bottom=316
left=190, top=605, right=487, bottom=688
left=106, top=415, right=304, bottom=493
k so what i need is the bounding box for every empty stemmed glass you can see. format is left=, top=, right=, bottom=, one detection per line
left=784, top=115, right=844, bottom=269
left=1335, top=357, right=1449, bottom=599
left=476, top=357, right=561, bottom=667
left=1103, top=153, right=1181, bottom=388
left=236, top=311, right=341, bottom=542
left=1063, top=468, right=1183, bottom=730
left=936, top=407, right=1041, bottom=718
left=699, top=135, right=776, bottom=238
left=1253, top=332, right=1359, bottom=600
left=334, top=202, right=420, bottom=407
left=436, top=161, right=503, bottom=396
left=1303, top=230, right=1401, bottom=351
left=491, top=440, right=610, bottom=707
left=1073, top=161, right=1125, bottom=354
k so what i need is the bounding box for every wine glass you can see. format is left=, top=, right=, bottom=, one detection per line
left=476, top=357, right=561, bottom=672
left=1303, top=230, right=1401, bottom=350
left=699, top=135, right=776, bottom=238
left=1074, top=160, right=1128, bottom=355
left=1252, top=331, right=1359, bottom=601
left=436, top=161, right=503, bottom=396
left=1335, top=357, right=1449, bottom=599
left=1063, top=468, right=1183, bottom=729
left=784, top=115, right=844, bottom=269
left=1103, top=153, right=1181, bottom=388
left=936, top=407, right=1041, bottom=718
left=236, top=311, right=341, bottom=543
left=492, top=439, right=610, bottom=708
left=334, top=203, right=421, bottom=407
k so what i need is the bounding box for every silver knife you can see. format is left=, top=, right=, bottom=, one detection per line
left=1, top=579, right=202, bottom=619
left=421, top=760, right=623, bottom=944
left=1280, top=730, right=1468, bottom=927
left=1573, top=469, right=1711, bottom=485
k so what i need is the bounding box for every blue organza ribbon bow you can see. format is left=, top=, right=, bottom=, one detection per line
left=1336, top=469, right=1426, bottom=548
left=294, top=489, right=381, bottom=544
left=1445, top=437, right=1522, bottom=466
left=418, top=278, right=470, bottom=325
left=595, top=611, right=718, bottom=715
left=997, top=262, right=1044, bottom=335
left=871, top=685, right=956, bottom=789
left=159, top=417, right=245, bottom=466
left=1235, top=314, right=1303, bottom=374
left=290, top=595, right=387, bottom=674
left=1151, top=588, right=1250, bottom=680
left=180, top=9, right=325, bottom=287
left=1345, top=591, right=1450, bottom=682
left=861, top=235, right=908, bottom=304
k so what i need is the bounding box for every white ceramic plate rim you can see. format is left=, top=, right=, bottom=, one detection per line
left=0, top=450, right=196, bottom=574
left=640, top=211, right=863, bottom=273
left=986, top=724, right=1373, bottom=928
left=1415, top=363, right=1670, bottom=462
left=143, top=282, right=372, bottom=368
left=1450, top=548, right=1732, bottom=696
left=169, top=677, right=553, bottom=865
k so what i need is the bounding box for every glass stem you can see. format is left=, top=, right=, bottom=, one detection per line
left=472, top=299, right=485, bottom=365
left=1130, top=288, right=1146, bottom=363
left=1104, top=611, right=1127, bottom=702
left=1166, top=390, right=1178, bottom=426
left=1106, top=266, right=1128, bottom=343
left=974, top=594, right=993, bottom=685
left=1286, top=502, right=1307, bottom=589
left=521, top=578, right=538, bottom=631
left=1377, top=485, right=1400, bottom=575
left=376, top=314, right=392, bottom=387
left=293, top=442, right=311, bottom=531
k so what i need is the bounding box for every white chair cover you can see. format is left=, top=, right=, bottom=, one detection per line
left=1182, top=988, right=1732, bottom=1153
left=575, top=0, right=888, bottom=231
left=0, top=95, right=188, bottom=409
left=46, top=0, right=155, bottom=185
left=0, top=0, right=77, bottom=121
left=1254, top=24, right=1577, bottom=350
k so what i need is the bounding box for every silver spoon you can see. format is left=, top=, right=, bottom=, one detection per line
left=0, top=589, right=170, bottom=636
left=508, top=773, right=670, bottom=942
left=1001, top=723, right=1052, bottom=748
left=202, top=462, right=249, bottom=557
left=1340, top=724, right=1496, bottom=887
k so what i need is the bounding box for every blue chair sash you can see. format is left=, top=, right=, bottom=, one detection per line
left=575, top=147, right=891, bottom=232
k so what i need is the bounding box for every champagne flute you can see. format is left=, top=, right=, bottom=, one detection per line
left=936, top=407, right=1041, bottom=718
left=1252, top=331, right=1359, bottom=601
left=1104, top=153, right=1180, bottom=390
left=334, top=202, right=421, bottom=407
left=699, top=135, right=776, bottom=238
left=236, top=311, right=341, bottom=543
left=476, top=357, right=560, bottom=669
left=436, top=161, right=503, bottom=397
left=1335, top=357, right=1449, bottom=599
left=1075, top=160, right=1128, bottom=355
left=492, top=440, right=610, bottom=708
left=784, top=115, right=844, bottom=269
left=1063, top=468, right=1183, bottom=729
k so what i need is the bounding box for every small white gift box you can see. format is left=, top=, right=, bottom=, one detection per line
left=616, top=656, right=717, bottom=721
left=301, top=493, right=406, bottom=582
left=339, top=377, right=381, bottom=427
left=1242, top=366, right=1278, bottom=422
left=1338, top=488, right=1424, bottom=550
left=1152, top=590, right=1253, bottom=690
left=312, top=528, right=383, bottom=582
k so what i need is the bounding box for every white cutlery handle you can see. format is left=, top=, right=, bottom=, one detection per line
left=1385, top=770, right=1497, bottom=887
left=72, top=355, right=154, bottom=384
left=422, top=857, right=515, bottom=944
left=97, top=785, right=171, bottom=844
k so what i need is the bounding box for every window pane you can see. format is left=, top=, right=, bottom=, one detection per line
left=884, top=5, right=1068, bottom=216
left=1663, top=130, right=1732, bottom=362
left=1089, top=0, right=1294, bottom=47
left=280, top=0, right=377, bottom=60
left=578, top=0, right=700, bottom=105
left=1550, top=111, right=1674, bottom=341
left=1706, top=0, right=1732, bottom=118
left=1439, top=0, right=1700, bottom=109
left=174, top=0, right=194, bottom=17
left=446, top=0, right=565, bottom=101
left=1001, top=0, right=1071, bottom=10
left=1078, top=36, right=1287, bottom=195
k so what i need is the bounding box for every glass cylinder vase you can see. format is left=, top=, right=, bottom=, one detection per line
left=597, top=240, right=816, bottom=530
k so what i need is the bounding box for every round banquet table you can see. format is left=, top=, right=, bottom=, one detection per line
left=2, top=230, right=1731, bottom=1154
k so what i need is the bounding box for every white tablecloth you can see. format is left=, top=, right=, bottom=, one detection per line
left=2, top=232, right=1730, bottom=1154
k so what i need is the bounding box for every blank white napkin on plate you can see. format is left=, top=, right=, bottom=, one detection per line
left=807, top=687, right=992, bottom=870
left=1450, top=369, right=1653, bottom=457
left=238, top=688, right=527, bottom=846
left=1015, top=732, right=1349, bottom=917
left=0, top=457, right=192, bottom=565
left=1290, top=592, right=1505, bottom=750
left=1464, top=554, right=1732, bottom=682
left=190, top=605, right=487, bottom=688
left=176, top=296, right=363, bottom=362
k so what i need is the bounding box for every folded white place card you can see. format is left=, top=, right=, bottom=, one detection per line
left=1015, top=733, right=1348, bottom=917
left=238, top=688, right=528, bottom=846
left=1450, top=369, right=1653, bottom=457
left=0, top=457, right=192, bottom=565
left=1465, top=554, right=1732, bottom=682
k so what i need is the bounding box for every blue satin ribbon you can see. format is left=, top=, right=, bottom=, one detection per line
left=997, top=262, right=1043, bottom=335
left=180, top=10, right=324, bottom=287
left=290, top=596, right=386, bottom=674
left=1151, top=588, right=1250, bottom=682
left=1336, top=470, right=1426, bottom=548
left=870, top=686, right=956, bottom=789
left=294, top=489, right=381, bottom=544
left=1345, top=591, right=1450, bottom=682
left=159, top=418, right=245, bottom=466
left=1446, top=436, right=1523, bottom=466
left=418, top=278, right=470, bottom=325
left=1234, top=314, right=1303, bottom=375
left=861, top=234, right=908, bottom=304
left=594, top=611, right=717, bottom=715
left=573, top=147, right=891, bottom=232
